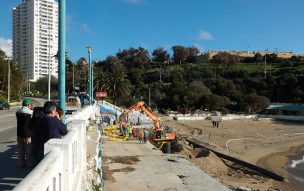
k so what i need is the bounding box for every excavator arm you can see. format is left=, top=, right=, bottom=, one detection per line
left=120, top=101, right=161, bottom=130
left=119, top=101, right=176, bottom=142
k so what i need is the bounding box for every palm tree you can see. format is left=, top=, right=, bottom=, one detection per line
left=94, top=70, right=109, bottom=92
left=108, top=71, right=132, bottom=105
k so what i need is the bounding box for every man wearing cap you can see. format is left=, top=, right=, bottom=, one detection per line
left=16, top=99, right=33, bottom=167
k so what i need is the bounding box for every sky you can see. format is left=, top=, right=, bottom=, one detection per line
left=0, top=0, right=304, bottom=61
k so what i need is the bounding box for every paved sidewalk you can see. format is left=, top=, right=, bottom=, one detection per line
left=0, top=142, right=31, bottom=191
left=102, top=140, right=231, bottom=191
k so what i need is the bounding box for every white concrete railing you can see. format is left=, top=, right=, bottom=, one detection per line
left=13, top=105, right=98, bottom=191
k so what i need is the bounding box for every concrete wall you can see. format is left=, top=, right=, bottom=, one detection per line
left=259, top=114, right=304, bottom=122
left=173, top=114, right=256, bottom=121
left=13, top=105, right=97, bottom=191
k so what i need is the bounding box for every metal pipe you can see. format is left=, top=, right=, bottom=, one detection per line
left=58, top=0, right=66, bottom=112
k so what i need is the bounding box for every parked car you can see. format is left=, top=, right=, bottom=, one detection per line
left=0, top=101, right=10, bottom=110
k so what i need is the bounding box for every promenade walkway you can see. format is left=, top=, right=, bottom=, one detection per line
left=102, top=139, right=231, bottom=191
left=0, top=142, right=31, bottom=190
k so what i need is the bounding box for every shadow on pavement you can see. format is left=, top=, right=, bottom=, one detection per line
left=0, top=143, right=31, bottom=191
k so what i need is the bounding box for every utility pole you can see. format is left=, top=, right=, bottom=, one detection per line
left=72, top=62, right=74, bottom=94
left=87, top=46, right=92, bottom=105
left=7, top=58, right=10, bottom=103
left=264, top=49, right=267, bottom=78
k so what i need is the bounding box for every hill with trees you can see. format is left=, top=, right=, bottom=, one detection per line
left=3, top=46, right=304, bottom=114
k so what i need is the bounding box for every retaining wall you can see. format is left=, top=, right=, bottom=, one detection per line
left=259, top=114, right=304, bottom=122
left=13, top=105, right=97, bottom=191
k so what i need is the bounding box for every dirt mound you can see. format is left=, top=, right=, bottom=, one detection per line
left=191, top=148, right=229, bottom=175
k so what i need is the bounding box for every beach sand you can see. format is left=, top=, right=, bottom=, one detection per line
left=163, top=118, right=304, bottom=190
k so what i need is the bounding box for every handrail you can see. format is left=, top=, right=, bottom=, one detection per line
left=13, top=105, right=97, bottom=191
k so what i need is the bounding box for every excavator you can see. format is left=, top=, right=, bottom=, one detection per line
left=119, top=101, right=176, bottom=152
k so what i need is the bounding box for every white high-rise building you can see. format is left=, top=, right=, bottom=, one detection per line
left=13, top=0, right=58, bottom=81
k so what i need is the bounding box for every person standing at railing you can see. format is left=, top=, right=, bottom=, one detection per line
left=31, top=107, right=48, bottom=167
left=44, top=101, right=68, bottom=139
left=16, top=99, right=33, bottom=168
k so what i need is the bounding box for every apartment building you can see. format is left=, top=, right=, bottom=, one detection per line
left=13, top=0, right=58, bottom=81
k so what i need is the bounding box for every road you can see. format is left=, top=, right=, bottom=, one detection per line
left=0, top=98, right=45, bottom=190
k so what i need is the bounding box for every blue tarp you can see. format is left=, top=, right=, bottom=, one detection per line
left=99, top=104, right=122, bottom=116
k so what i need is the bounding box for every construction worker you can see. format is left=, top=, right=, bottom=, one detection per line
left=139, top=130, right=144, bottom=144
left=132, top=127, right=137, bottom=138
left=143, top=128, right=149, bottom=143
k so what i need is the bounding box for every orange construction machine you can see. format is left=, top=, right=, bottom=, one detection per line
left=119, top=101, right=176, bottom=152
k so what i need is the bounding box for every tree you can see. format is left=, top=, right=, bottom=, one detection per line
left=186, top=80, right=211, bottom=107
left=244, top=95, right=270, bottom=114
left=75, top=57, right=88, bottom=92
left=186, top=46, right=200, bottom=63
left=116, top=47, right=150, bottom=69
left=108, top=71, right=132, bottom=105
left=212, top=52, right=239, bottom=71
left=102, top=55, right=124, bottom=72
left=0, top=50, right=25, bottom=100
left=277, top=73, right=299, bottom=102
left=199, top=94, right=230, bottom=111
left=172, top=46, right=189, bottom=65
left=254, top=53, right=263, bottom=63
left=34, top=75, right=58, bottom=96
left=94, top=70, right=109, bottom=92
left=152, top=48, right=170, bottom=63
left=0, top=49, right=6, bottom=59
left=133, top=47, right=150, bottom=68
left=65, top=57, right=75, bottom=93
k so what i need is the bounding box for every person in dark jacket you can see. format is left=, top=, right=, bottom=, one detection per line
left=31, top=107, right=48, bottom=167
left=16, top=99, right=33, bottom=167
left=43, top=101, right=68, bottom=139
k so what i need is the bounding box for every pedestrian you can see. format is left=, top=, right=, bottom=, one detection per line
left=211, top=117, right=216, bottom=127
left=31, top=107, right=48, bottom=167
left=216, top=121, right=219, bottom=128
left=16, top=99, right=33, bottom=167
left=132, top=127, right=137, bottom=138
left=143, top=128, right=149, bottom=143
left=127, top=124, right=132, bottom=138
left=139, top=130, right=144, bottom=144
left=43, top=101, right=68, bottom=139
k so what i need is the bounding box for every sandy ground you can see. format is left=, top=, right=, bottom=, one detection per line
left=163, top=118, right=304, bottom=191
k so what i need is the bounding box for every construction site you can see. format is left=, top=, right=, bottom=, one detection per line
left=96, top=101, right=304, bottom=191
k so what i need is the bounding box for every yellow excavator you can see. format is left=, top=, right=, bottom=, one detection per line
left=119, top=101, right=176, bottom=152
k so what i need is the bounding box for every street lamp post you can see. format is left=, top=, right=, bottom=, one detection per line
left=91, top=61, right=94, bottom=104
left=87, top=46, right=92, bottom=105
left=58, top=0, right=66, bottom=113
left=6, top=57, right=11, bottom=103
left=72, top=62, right=75, bottom=94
